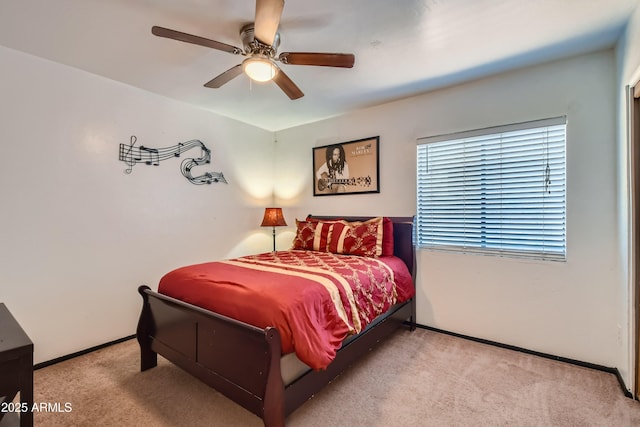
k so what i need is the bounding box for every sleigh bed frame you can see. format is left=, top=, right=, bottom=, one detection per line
left=136, top=215, right=416, bottom=426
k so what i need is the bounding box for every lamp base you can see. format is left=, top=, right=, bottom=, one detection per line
left=271, top=226, right=276, bottom=252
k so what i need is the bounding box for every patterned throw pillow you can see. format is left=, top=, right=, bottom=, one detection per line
left=291, top=219, right=333, bottom=251
left=327, top=217, right=384, bottom=257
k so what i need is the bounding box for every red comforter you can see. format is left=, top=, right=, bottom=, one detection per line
left=158, top=250, right=414, bottom=369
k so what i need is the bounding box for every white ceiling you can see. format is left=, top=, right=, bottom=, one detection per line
left=0, top=0, right=638, bottom=131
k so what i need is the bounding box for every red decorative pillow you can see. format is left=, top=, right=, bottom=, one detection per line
left=291, top=219, right=316, bottom=250
left=291, top=219, right=332, bottom=251
left=328, top=217, right=384, bottom=257
left=382, top=217, right=394, bottom=256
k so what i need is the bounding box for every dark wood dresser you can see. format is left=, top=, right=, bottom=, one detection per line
left=0, top=303, right=33, bottom=427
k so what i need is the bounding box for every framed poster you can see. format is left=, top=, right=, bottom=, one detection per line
left=313, top=136, right=380, bottom=196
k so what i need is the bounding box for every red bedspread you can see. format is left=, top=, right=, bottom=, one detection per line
left=157, top=250, right=414, bottom=370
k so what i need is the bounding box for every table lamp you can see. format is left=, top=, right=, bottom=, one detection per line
left=261, top=207, right=287, bottom=251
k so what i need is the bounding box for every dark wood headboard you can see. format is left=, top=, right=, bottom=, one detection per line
left=306, top=215, right=416, bottom=281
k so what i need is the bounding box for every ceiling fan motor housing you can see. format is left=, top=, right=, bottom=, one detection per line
left=240, top=23, right=280, bottom=57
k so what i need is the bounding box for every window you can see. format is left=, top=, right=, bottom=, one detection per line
left=416, top=117, right=566, bottom=261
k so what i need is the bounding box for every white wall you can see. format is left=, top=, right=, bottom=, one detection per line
left=275, top=50, right=628, bottom=386
left=0, top=46, right=275, bottom=364
left=618, top=4, right=640, bottom=83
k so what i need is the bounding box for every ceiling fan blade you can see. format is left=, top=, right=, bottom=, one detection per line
left=272, top=66, right=304, bottom=100
left=279, top=52, right=355, bottom=68
left=204, top=64, right=244, bottom=88
left=254, top=0, right=284, bottom=46
left=152, top=26, right=242, bottom=55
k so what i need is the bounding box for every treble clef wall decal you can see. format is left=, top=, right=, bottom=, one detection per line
left=119, top=136, right=227, bottom=185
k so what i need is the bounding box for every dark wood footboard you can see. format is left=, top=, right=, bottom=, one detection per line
left=137, top=285, right=285, bottom=426
left=137, top=285, right=414, bottom=426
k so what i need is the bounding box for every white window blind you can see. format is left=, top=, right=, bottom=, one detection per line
left=416, top=117, right=566, bottom=261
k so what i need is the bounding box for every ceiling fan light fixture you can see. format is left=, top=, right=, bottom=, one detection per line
left=243, top=57, right=277, bottom=82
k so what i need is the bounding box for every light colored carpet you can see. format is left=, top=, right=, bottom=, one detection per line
left=31, top=328, right=640, bottom=426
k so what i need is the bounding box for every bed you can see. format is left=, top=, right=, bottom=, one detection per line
left=136, top=215, right=416, bottom=426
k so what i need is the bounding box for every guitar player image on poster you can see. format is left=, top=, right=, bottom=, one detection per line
left=313, top=136, right=380, bottom=196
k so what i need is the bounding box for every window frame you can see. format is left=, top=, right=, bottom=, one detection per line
left=416, top=117, right=567, bottom=261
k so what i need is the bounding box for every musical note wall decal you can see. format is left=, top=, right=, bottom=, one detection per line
left=119, top=136, right=227, bottom=185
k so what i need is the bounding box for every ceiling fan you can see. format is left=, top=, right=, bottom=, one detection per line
left=151, top=0, right=355, bottom=100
